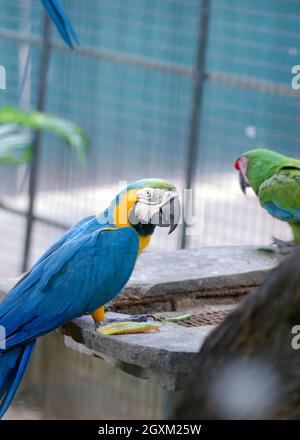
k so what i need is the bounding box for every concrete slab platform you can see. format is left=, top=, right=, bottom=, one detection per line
left=0, top=246, right=281, bottom=389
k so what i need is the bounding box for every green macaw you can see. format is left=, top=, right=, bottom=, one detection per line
left=234, top=148, right=300, bottom=244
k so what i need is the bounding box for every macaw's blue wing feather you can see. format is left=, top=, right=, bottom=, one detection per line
left=41, top=0, right=79, bottom=48
left=259, top=171, right=300, bottom=223
left=11, top=215, right=95, bottom=298
left=263, top=202, right=300, bottom=221
left=0, top=234, right=90, bottom=345
left=31, top=216, right=95, bottom=270
left=0, top=227, right=139, bottom=350
left=0, top=226, right=138, bottom=418
left=0, top=342, right=35, bottom=419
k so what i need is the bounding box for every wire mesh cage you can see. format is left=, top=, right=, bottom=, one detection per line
left=1, top=0, right=300, bottom=276
left=0, top=0, right=300, bottom=419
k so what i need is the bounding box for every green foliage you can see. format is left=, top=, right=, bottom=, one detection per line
left=0, top=107, right=90, bottom=166
left=0, top=124, right=32, bottom=165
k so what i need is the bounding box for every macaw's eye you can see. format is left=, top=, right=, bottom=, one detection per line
left=145, top=189, right=152, bottom=198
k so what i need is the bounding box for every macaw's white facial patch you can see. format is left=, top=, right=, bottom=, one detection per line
left=129, top=188, right=181, bottom=233
left=136, top=187, right=164, bottom=205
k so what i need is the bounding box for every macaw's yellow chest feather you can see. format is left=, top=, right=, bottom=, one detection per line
left=137, top=234, right=152, bottom=254
left=113, top=189, right=152, bottom=255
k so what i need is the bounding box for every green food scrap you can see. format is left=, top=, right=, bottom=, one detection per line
left=162, top=313, right=192, bottom=323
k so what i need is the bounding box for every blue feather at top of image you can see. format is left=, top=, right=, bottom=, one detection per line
left=41, top=0, right=79, bottom=48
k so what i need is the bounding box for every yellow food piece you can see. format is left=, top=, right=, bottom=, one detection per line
left=96, top=321, right=160, bottom=335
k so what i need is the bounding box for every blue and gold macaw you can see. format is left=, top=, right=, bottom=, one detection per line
left=0, top=179, right=180, bottom=418
left=41, top=0, right=79, bottom=48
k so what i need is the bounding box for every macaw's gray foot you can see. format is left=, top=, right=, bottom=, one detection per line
left=119, top=314, right=156, bottom=323
left=272, top=237, right=295, bottom=255
left=256, top=237, right=295, bottom=255
left=104, top=304, right=115, bottom=312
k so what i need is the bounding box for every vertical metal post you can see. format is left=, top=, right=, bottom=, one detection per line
left=180, top=0, right=210, bottom=249
left=22, top=13, right=51, bottom=272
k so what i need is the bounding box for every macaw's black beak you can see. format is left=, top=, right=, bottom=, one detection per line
left=239, top=171, right=249, bottom=194
left=157, top=194, right=181, bottom=234
left=168, top=196, right=179, bottom=234
left=167, top=195, right=181, bottom=234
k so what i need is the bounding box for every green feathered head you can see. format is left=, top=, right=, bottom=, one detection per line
left=234, top=148, right=295, bottom=194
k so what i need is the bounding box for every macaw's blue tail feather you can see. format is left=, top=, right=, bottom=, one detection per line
left=41, top=0, right=79, bottom=48
left=0, top=342, right=35, bottom=419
